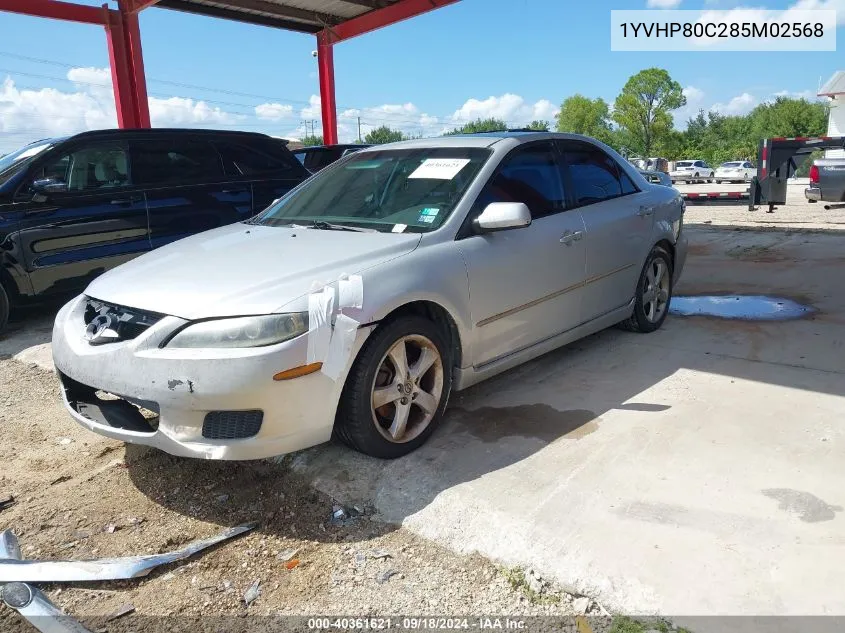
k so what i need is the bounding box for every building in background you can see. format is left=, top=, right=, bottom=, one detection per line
left=819, top=71, right=845, bottom=158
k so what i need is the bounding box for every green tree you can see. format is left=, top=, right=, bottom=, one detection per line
left=613, top=68, right=686, bottom=156
left=301, top=135, right=323, bottom=146
left=526, top=120, right=550, bottom=131
left=555, top=95, right=612, bottom=143
left=364, top=125, right=405, bottom=144
left=444, top=117, right=508, bottom=135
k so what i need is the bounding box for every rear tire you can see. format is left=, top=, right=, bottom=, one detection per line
left=715, top=180, right=722, bottom=184
left=619, top=246, right=673, bottom=334
left=0, top=284, right=9, bottom=336
left=335, top=315, right=452, bottom=459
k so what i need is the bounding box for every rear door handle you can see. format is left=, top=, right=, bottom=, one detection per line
left=637, top=206, right=654, bottom=217
left=559, top=230, right=584, bottom=245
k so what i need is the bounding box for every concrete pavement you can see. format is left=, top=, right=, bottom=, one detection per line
left=291, top=226, right=845, bottom=615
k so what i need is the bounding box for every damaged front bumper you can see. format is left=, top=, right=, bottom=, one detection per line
left=52, top=295, right=371, bottom=460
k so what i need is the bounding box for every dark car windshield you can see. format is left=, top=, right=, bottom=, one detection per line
left=252, top=147, right=490, bottom=233
left=0, top=139, right=58, bottom=186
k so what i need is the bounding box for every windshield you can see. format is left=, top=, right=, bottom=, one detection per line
left=252, top=147, right=491, bottom=233
left=676, top=161, right=693, bottom=167
left=721, top=162, right=742, bottom=167
left=0, top=140, right=55, bottom=174
left=0, top=139, right=58, bottom=188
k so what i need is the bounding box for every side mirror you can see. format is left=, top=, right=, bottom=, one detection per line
left=474, top=202, right=532, bottom=233
left=28, top=178, right=66, bottom=203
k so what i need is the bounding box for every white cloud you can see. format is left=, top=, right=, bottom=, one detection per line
left=0, top=68, right=240, bottom=152
left=647, top=0, right=683, bottom=6
left=450, top=93, right=559, bottom=126
left=710, top=92, right=757, bottom=115
left=672, top=85, right=706, bottom=126
left=790, top=0, right=845, bottom=24
left=254, top=102, right=294, bottom=121
left=300, top=94, right=322, bottom=120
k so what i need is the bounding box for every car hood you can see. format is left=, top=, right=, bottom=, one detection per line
left=85, top=223, right=422, bottom=319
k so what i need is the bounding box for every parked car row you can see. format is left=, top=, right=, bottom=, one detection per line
left=29, top=130, right=686, bottom=461
left=292, top=143, right=370, bottom=173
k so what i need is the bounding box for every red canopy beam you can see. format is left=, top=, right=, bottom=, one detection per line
left=325, top=0, right=459, bottom=43
left=315, top=0, right=458, bottom=145
left=0, top=0, right=107, bottom=24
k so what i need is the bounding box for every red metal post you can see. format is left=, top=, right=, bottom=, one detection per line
left=105, top=11, right=140, bottom=128
left=105, top=1, right=151, bottom=128
left=121, top=7, right=151, bottom=127
left=317, top=31, right=338, bottom=146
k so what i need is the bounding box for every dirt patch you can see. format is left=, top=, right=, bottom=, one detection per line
left=0, top=361, right=597, bottom=632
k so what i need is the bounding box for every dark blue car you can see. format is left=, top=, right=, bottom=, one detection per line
left=0, top=128, right=308, bottom=332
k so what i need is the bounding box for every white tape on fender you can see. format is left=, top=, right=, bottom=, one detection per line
left=307, top=286, right=334, bottom=364
left=321, top=314, right=359, bottom=380
left=338, top=274, right=363, bottom=310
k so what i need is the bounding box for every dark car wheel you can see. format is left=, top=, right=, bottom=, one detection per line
left=620, top=246, right=673, bottom=333
left=335, top=315, right=452, bottom=459
left=0, top=284, right=9, bottom=335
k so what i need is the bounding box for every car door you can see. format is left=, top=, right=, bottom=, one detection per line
left=558, top=140, right=653, bottom=323
left=214, top=138, right=307, bottom=213
left=12, top=140, right=150, bottom=297
left=131, top=136, right=246, bottom=249
left=456, top=141, right=587, bottom=367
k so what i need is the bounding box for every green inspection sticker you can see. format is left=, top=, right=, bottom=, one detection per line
left=418, top=207, right=440, bottom=224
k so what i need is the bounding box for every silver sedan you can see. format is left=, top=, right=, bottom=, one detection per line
left=52, top=132, right=687, bottom=460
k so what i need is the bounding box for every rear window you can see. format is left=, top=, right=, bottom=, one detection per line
left=132, top=139, right=224, bottom=185
left=722, top=162, right=742, bottom=167
left=676, top=161, right=693, bottom=167
left=216, top=140, right=303, bottom=178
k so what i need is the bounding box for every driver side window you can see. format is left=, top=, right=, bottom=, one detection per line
left=32, top=144, right=130, bottom=193
left=473, top=142, right=565, bottom=220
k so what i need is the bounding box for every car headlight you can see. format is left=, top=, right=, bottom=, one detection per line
left=166, top=313, right=308, bottom=349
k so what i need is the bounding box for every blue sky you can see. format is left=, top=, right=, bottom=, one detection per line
left=0, top=0, right=842, bottom=151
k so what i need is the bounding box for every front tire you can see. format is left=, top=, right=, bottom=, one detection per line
left=0, top=284, right=9, bottom=335
left=335, top=315, right=452, bottom=459
left=620, top=246, right=673, bottom=333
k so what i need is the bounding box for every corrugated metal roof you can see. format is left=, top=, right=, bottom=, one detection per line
left=818, top=71, right=845, bottom=97
left=155, top=0, right=400, bottom=32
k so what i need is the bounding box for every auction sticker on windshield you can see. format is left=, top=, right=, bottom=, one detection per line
left=418, top=208, right=440, bottom=224
left=409, top=158, right=471, bottom=180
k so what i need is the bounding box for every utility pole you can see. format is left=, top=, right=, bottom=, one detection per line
left=357, top=117, right=362, bottom=142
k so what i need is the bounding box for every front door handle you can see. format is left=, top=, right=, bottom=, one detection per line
left=559, top=230, right=584, bottom=245
left=637, top=206, right=654, bottom=217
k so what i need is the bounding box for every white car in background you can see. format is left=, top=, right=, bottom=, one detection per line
left=670, top=160, right=714, bottom=184
left=714, top=161, right=755, bottom=184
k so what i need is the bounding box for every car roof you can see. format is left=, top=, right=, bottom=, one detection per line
left=64, top=128, right=277, bottom=142
left=356, top=131, right=609, bottom=152
left=292, top=144, right=369, bottom=152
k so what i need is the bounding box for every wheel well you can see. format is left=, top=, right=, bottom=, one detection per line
left=655, top=239, right=675, bottom=268
left=379, top=301, right=463, bottom=369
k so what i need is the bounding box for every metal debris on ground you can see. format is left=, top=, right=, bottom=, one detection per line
left=354, top=552, right=366, bottom=567
left=103, top=524, right=117, bottom=534
left=370, top=549, right=391, bottom=560
left=50, top=475, right=71, bottom=486
left=376, top=569, right=398, bottom=584
left=284, top=559, right=300, bottom=570
left=276, top=548, right=299, bottom=562
left=0, top=495, right=14, bottom=512
left=243, top=579, right=261, bottom=606
left=0, top=523, right=256, bottom=582
left=329, top=504, right=362, bottom=527
left=105, top=603, right=135, bottom=621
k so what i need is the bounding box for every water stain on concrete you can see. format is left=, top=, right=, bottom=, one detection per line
left=448, top=405, right=598, bottom=443
left=762, top=488, right=842, bottom=523
left=670, top=295, right=815, bottom=321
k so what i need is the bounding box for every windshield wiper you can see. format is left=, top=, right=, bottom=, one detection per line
left=309, top=220, right=377, bottom=233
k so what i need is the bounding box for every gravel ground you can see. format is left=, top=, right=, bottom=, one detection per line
left=0, top=360, right=617, bottom=632
left=676, top=182, right=845, bottom=231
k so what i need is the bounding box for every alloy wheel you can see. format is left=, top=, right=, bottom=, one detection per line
left=370, top=334, right=444, bottom=444
left=642, top=258, right=670, bottom=323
